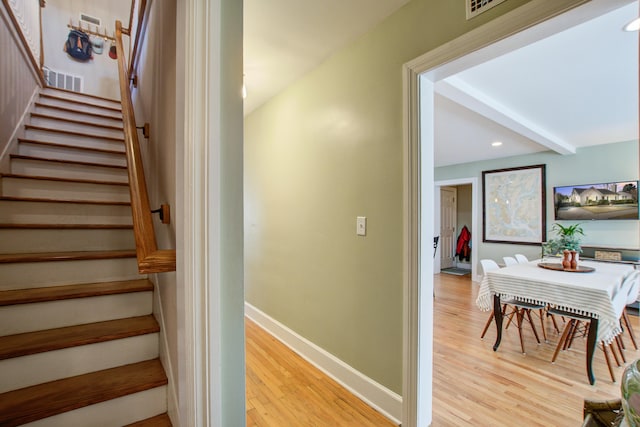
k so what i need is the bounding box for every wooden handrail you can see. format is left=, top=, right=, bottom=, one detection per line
left=114, top=20, right=175, bottom=274
left=127, top=0, right=147, bottom=82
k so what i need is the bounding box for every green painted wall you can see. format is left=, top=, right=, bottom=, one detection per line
left=436, top=140, right=640, bottom=265
left=244, top=0, right=533, bottom=394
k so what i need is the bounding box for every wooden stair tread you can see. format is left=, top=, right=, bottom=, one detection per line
left=43, top=86, right=121, bottom=105
left=0, top=195, right=130, bottom=206
left=18, top=138, right=126, bottom=155
left=34, top=102, right=123, bottom=122
left=0, top=173, right=129, bottom=186
left=0, top=279, right=152, bottom=306
left=0, top=250, right=137, bottom=264
left=0, top=359, right=167, bottom=426
left=0, top=315, right=159, bottom=360
left=10, top=154, right=128, bottom=169
left=31, top=112, right=124, bottom=131
left=124, top=413, right=172, bottom=426
left=0, top=223, right=133, bottom=230
left=39, top=93, right=122, bottom=113
left=25, top=125, right=125, bottom=142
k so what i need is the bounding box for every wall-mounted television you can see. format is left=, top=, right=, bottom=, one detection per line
left=553, top=180, right=639, bottom=220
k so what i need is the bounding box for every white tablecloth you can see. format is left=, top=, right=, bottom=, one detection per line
left=476, top=259, right=638, bottom=344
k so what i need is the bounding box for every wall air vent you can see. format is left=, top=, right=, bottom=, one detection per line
left=43, top=69, right=83, bottom=92
left=466, top=0, right=508, bottom=20
left=79, top=13, right=101, bottom=27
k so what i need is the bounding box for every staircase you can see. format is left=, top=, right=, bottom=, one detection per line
left=0, top=87, right=171, bottom=426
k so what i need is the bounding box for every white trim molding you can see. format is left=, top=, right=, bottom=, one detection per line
left=245, top=303, right=402, bottom=425
left=403, top=0, right=603, bottom=425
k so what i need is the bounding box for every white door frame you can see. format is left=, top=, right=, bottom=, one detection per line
left=401, top=1, right=626, bottom=425
left=435, top=179, right=478, bottom=279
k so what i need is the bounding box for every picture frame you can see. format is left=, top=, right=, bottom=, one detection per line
left=482, top=164, right=546, bottom=244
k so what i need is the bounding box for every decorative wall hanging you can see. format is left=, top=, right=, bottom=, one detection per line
left=482, top=164, right=546, bottom=244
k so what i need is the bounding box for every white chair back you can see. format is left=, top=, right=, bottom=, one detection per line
left=515, top=254, right=528, bottom=264
left=503, top=256, right=518, bottom=267
left=480, top=259, right=500, bottom=277
left=625, top=270, right=640, bottom=305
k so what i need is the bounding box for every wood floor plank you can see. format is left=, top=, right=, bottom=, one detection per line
left=0, top=359, right=167, bottom=426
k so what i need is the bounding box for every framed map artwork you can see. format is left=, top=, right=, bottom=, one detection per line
left=482, top=164, right=546, bottom=244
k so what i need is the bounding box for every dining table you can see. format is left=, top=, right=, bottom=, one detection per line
left=476, top=258, right=638, bottom=385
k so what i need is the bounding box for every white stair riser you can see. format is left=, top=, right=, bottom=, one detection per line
left=0, top=258, right=142, bottom=290
left=0, top=334, right=158, bottom=393
left=18, top=142, right=126, bottom=167
left=0, top=292, right=152, bottom=336
left=30, top=116, right=124, bottom=140
left=39, top=89, right=122, bottom=110
left=33, top=105, right=123, bottom=128
left=37, top=98, right=122, bottom=119
left=0, top=200, right=132, bottom=224
left=1, top=178, right=130, bottom=203
left=24, top=129, right=124, bottom=152
left=0, top=228, right=135, bottom=253
left=23, top=386, right=167, bottom=427
left=11, top=158, right=128, bottom=183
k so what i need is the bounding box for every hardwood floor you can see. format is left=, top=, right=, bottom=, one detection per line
left=246, top=273, right=638, bottom=426
left=245, top=318, right=396, bottom=426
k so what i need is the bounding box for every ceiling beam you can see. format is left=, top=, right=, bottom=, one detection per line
left=435, top=77, right=576, bottom=155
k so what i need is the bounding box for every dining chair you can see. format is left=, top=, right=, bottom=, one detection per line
left=548, top=307, right=621, bottom=383
left=503, top=256, right=518, bottom=266
left=619, top=271, right=640, bottom=351
left=515, top=254, right=529, bottom=263
left=479, top=259, right=545, bottom=354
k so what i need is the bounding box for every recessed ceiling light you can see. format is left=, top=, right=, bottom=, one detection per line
left=491, top=141, right=503, bottom=147
left=624, top=17, right=640, bottom=32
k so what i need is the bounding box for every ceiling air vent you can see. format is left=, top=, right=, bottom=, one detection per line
left=466, top=0, right=508, bottom=20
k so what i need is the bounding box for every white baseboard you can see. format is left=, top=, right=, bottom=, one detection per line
left=244, top=302, right=402, bottom=425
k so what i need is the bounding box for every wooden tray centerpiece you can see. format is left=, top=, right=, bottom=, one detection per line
left=537, top=262, right=595, bottom=273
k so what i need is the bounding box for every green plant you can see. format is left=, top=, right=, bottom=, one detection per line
left=543, top=223, right=585, bottom=256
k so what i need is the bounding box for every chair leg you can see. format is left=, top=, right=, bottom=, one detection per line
left=615, top=335, right=626, bottom=363
left=538, top=309, right=547, bottom=342
left=601, top=343, right=616, bottom=383
left=609, top=340, right=622, bottom=367
left=549, top=313, right=561, bottom=334
left=480, top=310, right=494, bottom=339
left=525, top=309, right=541, bottom=344
left=552, top=320, right=574, bottom=363
left=516, top=308, right=526, bottom=354
left=623, top=308, right=639, bottom=350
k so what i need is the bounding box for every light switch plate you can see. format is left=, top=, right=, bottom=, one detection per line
left=356, top=216, right=366, bottom=236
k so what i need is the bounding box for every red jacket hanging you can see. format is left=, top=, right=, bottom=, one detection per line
left=455, top=225, right=471, bottom=261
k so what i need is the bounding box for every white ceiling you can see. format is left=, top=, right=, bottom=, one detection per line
left=244, top=1, right=639, bottom=167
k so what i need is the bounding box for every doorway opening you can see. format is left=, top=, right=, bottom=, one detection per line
left=403, top=1, right=631, bottom=425
left=435, top=178, right=478, bottom=280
